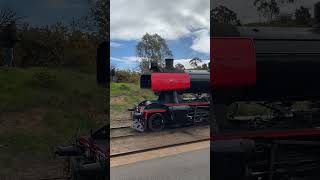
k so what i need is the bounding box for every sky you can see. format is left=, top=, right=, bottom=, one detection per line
left=0, top=0, right=90, bottom=27
left=110, top=0, right=210, bottom=70
left=2, top=0, right=318, bottom=71
left=1, top=0, right=210, bottom=71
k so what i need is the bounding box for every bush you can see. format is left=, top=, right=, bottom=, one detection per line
left=13, top=23, right=98, bottom=68
left=30, top=71, right=57, bottom=88
left=114, top=70, right=139, bottom=83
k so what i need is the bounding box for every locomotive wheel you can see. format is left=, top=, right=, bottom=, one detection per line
left=148, top=113, right=165, bottom=131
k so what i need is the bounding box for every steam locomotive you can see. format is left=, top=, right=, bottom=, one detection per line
left=211, top=2, right=320, bottom=180
left=129, top=59, right=210, bottom=132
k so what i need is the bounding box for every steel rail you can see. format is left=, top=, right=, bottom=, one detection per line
left=110, top=138, right=210, bottom=158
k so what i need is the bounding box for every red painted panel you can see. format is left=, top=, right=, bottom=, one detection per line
left=211, top=38, right=256, bottom=89
left=151, top=73, right=190, bottom=92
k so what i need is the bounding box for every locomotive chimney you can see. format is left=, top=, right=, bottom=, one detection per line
left=165, top=58, right=174, bottom=70
left=314, top=2, right=320, bottom=28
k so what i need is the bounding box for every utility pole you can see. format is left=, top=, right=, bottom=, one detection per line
left=3, top=21, right=18, bottom=67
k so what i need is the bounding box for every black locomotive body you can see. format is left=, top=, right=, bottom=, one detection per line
left=130, top=96, right=210, bottom=132
left=211, top=2, right=320, bottom=180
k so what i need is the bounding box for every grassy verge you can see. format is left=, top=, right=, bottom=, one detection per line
left=110, top=82, right=156, bottom=119
left=0, top=67, right=106, bottom=175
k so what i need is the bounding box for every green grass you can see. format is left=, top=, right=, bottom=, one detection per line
left=110, top=82, right=156, bottom=116
left=0, top=67, right=106, bottom=175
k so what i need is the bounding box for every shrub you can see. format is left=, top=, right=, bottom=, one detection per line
left=30, top=71, right=57, bottom=88
left=13, top=24, right=98, bottom=68
left=114, top=70, right=139, bottom=83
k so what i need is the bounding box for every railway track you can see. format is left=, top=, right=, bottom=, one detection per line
left=111, top=123, right=210, bottom=158
left=110, top=123, right=210, bottom=139
left=110, top=137, right=209, bottom=158
left=110, top=126, right=142, bottom=139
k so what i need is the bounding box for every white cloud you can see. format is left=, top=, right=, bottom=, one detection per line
left=191, top=29, right=210, bottom=54
left=174, top=58, right=209, bottom=69
left=110, top=0, right=209, bottom=54
left=111, top=56, right=139, bottom=64
left=110, top=42, right=122, bottom=48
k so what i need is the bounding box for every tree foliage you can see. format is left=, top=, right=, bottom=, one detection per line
left=295, top=6, right=311, bottom=25
left=254, top=0, right=280, bottom=21
left=87, top=0, right=110, bottom=41
left=253, top=0, right=297, bottom=22
left=1, top=21, right=98, bottom=67
left=0, top=9, right=22, bottom=28
left=201, top=63, right=208, bottom=70
left=276, top=13, right=293, bottom=23
left=175, top=63, right=185, bottom=71
left=112, top=69, right=140, bottom=83
left=136, top=33, right=172, bottom=73
left=211, top=5, right=240, bottom=25
left=189, top=57, right=202, bottom=68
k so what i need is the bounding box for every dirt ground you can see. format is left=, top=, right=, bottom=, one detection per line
left=111, top=125, right=210, bottom=155
left=1, top=159, right=68, bottom=180
left=110, top=112, right=131, bottom=128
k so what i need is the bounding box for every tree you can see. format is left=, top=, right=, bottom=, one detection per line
left=136, top=33, right=172, bottom=73
left=295, top=6, right=311, bottom=25
left=175, top=63, right=185, bottom=71
left=0, top=9, right=21, bottom=28
left=278, top=0, right=295, bottom=3
left=211, top=5, right=240, bottom=25
left=276, top=13, right=293, bottom=23
left=254, top=0, right=280, bottom=21
left=89, top=0, right=109, bottom=41
left=189, top=57, right=202, bottom=69
left=201, top=63, right=208, bottom=70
